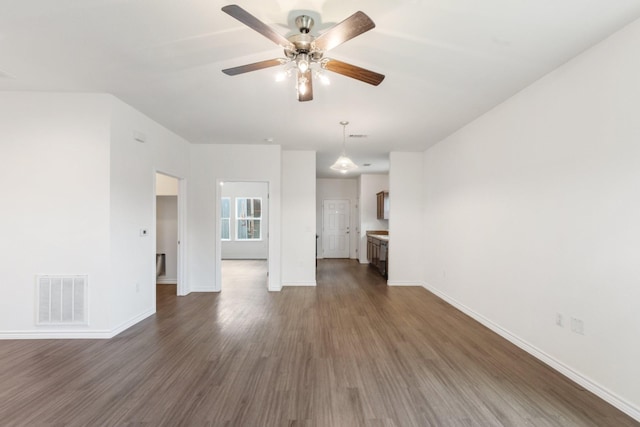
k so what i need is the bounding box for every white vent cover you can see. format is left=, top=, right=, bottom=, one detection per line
left=36, top=275, right=88, bottom=325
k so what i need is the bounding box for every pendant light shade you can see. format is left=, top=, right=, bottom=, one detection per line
left=330, top=121, right=358, bottom=174
left=331, top=155, right=358, bottom=174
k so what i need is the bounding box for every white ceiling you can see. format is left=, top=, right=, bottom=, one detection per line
left=2, top=1, right=640, bottom=177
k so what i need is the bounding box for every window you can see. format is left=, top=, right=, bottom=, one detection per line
left=221, top=197, right=230, bottom=241
left=236, top=197, right=261, bottom=240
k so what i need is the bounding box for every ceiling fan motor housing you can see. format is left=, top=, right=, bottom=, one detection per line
left=286, top=16, right=322, bottom=60
left=295, top=15, right=314, bottom=33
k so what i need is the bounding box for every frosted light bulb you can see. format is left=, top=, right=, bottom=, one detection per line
left=297, top=53, right=309, bottom=73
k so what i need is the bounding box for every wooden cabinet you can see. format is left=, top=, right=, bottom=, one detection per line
left=379, top=240, right=388, bottom=278
left=376, top=191, right=389, bottom=220
left=367, top=236, right=379, bottom=265
left=367, top=235, right=388, bottom=279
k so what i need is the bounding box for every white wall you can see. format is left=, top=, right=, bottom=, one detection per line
left=221, top=181, right=269, bottom=260
left=0, top=93, right=112, bottom=336
left=388, top=153, right=424, bottom=285
left=0, top=92, right=190, bottom=338
left=108, top=96, right=190, bottom=333
left=156, top=196, right=178, bottom=283
left=358, top=174, right=389, bottom=263
left=282, top=151, right=316, bottom=286
left=316, top=178, right=358, bottom=259
left=422, top=19, right=640, bottom=419
left=188, top=144, right=281, bottom=292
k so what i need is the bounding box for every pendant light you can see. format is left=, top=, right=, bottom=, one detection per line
left=330, top=121, right=358, bottom=174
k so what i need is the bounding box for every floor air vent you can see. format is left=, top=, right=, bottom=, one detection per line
left=37, top=275, right=88, bottom=325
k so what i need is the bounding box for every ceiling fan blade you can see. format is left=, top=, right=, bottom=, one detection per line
left=297, top=70, right=313, bottom=102
left=222, top=5, right=294, bottom=50
left=313, top=11, right=375, bottom=52
left=324, top=59, right=385, bottom=86
left=222, top=58, right=286, bottom=76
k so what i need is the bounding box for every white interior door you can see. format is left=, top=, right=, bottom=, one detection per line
left=322, top=199, right=350, bottom=258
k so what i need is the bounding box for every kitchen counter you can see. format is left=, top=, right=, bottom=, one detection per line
left=368, top=234, right=389, bottom=242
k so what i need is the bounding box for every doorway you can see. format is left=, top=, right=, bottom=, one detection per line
left=155, top=172, right=186, bottom=298
left=322, top=199, right=350, bottom=258
left=217, top=181, right=269, bottom=291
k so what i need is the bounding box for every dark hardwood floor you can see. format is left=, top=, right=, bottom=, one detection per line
left=0, top=259, right=637, bottom=426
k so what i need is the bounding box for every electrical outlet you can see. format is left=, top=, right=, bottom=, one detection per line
left=135, top=282, right=140, bottom=293
left=571, top=317, right=584, bottom=335
left=555, top=313, right=563, bottom=327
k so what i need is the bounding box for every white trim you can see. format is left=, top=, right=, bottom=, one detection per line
left=0, top=330, right=114, bottom=340
left=268, top=283, right=283, bottom=292
left=282, top=281, right=317, bottom=287
left=156, top=278, right=177, bottom=285
left=387, top=281, right=421, bottom=286
left=0, top=309, right=155, bottom=340
left=109, top=309, right=155, bottom=338
left=154, top=171, right=188, bottom=297
left=176, top=177, right=188, bottom=296
left=217, top=179, right=276, bottom=292
left=422, top=282, right=640, bottom=422
left=190, top=286, right=217, bottom=293
left=215, top=179, right=223, bottom=292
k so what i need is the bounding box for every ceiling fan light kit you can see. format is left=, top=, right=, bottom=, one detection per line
left=221, top=4, right=385, bottom=101
left=330, top=121, right=358, bottom=174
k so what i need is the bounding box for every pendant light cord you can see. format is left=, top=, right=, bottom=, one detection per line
left=342, top=123, right=347, bottom=155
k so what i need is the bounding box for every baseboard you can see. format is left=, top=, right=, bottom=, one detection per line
left=190, top=286, right=218, bottom=292
left=156, top=278, right=177, bottom=284
left=422, top=282, right=640, bottom=422
left=387, top=280, right=422, bottom=286
left=0, top=329, right=114, bottom=339
left=282, top=281, right=317, bottom=287
left=0, top=308, right=156, bottom=340
left=109, top=308, right=155, bottom=338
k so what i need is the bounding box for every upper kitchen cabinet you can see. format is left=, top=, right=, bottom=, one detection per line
left=376, top=191, right=389, bottom=220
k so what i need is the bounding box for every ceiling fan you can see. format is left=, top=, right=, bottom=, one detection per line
left=221, top=4, right=385, bottom=102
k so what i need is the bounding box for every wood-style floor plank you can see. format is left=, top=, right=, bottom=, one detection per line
left=0, top=259, right=637, bottom=426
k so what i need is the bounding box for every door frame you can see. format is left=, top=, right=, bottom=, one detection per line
left=153, top=171, right=188, bottom=302
left=215, top=179, right=272, bottom=291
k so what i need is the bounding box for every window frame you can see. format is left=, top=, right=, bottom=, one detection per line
left=235, top=197, right=262, bottom=241
left=220, top=197, right=231, bottom=241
